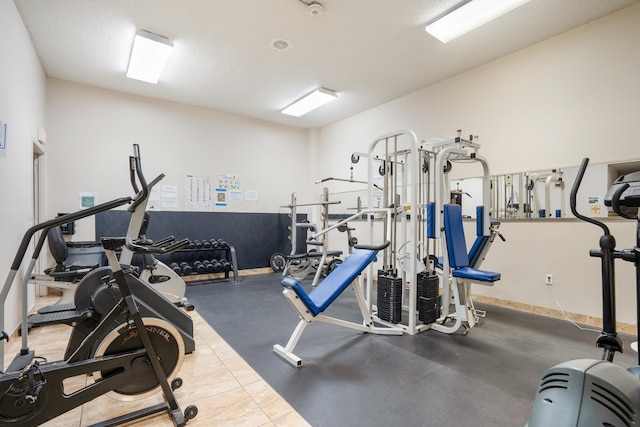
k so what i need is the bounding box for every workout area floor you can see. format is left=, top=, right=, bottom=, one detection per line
left=11, top=272, right=638, bottom=427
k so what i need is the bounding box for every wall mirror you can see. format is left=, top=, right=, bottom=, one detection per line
left=451, top=159, right=640, bottom=220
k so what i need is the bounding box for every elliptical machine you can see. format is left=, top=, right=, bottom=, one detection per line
left=32, top=146, right=193, bottom=315
left=527, top=158, right=640, bottom=426
left=24, top=145, right=196, bottom=359
left=0, top=236, right=198, bottom=426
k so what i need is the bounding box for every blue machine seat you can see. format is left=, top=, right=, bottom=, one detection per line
left=452, top=267, right=500, bottom=282
left=282, top=248, right=379, bottom=316
left=443, top=204, right=500, bottom=284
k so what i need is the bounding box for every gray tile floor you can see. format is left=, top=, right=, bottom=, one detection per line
left=188, top=274, right=639, bottom=427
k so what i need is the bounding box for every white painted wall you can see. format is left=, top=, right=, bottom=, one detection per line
left=0, top=1, right=47, bottom=337
left=316, top=4, right=640, bottom=323
left=45, top=80, right=312, bottom=241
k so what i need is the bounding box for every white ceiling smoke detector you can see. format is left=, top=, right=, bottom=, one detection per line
left=307, top=2, right=323, bottom=16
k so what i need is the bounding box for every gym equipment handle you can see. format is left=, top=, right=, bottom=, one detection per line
left=570, top=157, right=610, bottom=236
left=125, top=236, right=190, bottom=255
left=353, top=241, right=391, bottom=251
left=128, top=143, right=151, bottom=212
left=610, top=182, right=637, bottom=220
left=9, top=197, right=132, bottom=271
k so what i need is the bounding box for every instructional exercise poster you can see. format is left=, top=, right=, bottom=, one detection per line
left=185, top=174, right=212, bottom=211
left=161, top=185, right=179, bottom=209
left=218, top=174, right=240, bottom=189
left=148, top=186, right=161, bottom=210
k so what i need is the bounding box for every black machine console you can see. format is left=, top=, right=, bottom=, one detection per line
left=605, top=171, right=640, bottom=209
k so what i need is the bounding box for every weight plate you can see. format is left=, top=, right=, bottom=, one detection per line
left=270, top=253, right=286, bottom=272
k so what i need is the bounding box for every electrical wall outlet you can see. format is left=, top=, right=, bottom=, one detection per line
left=545, top=274, right=553, bottom=286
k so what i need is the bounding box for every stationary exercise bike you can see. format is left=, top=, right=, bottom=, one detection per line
left=0, top=235, right=198, bottom=426
left=527, top=158, right=640, bottom=426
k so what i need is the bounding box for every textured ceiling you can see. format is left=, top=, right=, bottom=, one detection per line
left=14, top=0, right=640, bottom=129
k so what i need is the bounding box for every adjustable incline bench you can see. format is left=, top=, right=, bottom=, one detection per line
left=273, top=241, right=402, bottom=367
left=432, top=204, right=501, bottom=334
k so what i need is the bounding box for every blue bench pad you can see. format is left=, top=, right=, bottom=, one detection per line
left=452, top=267, right=500, bottom=282
left=281, top=248, right=378, bottom=316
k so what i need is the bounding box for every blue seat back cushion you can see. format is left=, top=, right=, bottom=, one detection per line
left=476, top=206, right=484, bottom=236
left=468, top=236, right=489, bottom=268
left=443, top=204, right=470, bottom=269
left=281, top=248, right=378, bottom=316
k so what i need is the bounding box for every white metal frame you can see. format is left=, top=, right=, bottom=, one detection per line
left=429, top=135, right=495, bottom=334
left=366, top=129, right=429, bottom=335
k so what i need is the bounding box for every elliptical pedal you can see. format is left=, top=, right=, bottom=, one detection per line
left=37, top=302, right=75, bottom=315
left=28, top=309, right=92, bottom=328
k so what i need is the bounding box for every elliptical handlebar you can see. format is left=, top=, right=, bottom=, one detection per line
left=128, top=144, right=150, bottom=212
left=571, top=157, right=610, bottom=236
left=128, top=144, right=165, bottom=213
left=570, top=157, right=622, bottom=361
left=129, top=155, right=139, bottom=195
left=6, top=197, right=133, bottom=272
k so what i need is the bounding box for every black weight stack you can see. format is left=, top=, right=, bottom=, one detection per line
left=377, top=270, right=402, bottom=323
left=417, top=271, right=440, bottom=324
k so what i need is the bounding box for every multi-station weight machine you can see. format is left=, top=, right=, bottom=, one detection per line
left=357, top=129, right=502, bottom=336
left=274, top=128, right=505, bottom=366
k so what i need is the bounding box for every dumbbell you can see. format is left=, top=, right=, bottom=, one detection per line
left=202, top=239, right=212, bottom=248
left=210, top=239, right=219, bottom=248
left=217, top=239, right=228, bottom=249
left=221, top=259, right=231, bottom=272
left=193, top=260, right=206, bottom=274
left=193, top=240, right=204, bottom=249
left=170, top=262, right=182, bottom=275
left=180, top=262, right=192, bottom=275
left=203, top=260, right=215, bottom=273
left=210, top=259, right=222, bottom=273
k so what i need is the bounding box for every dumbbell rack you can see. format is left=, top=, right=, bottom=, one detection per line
left=157, top=239, right=239, bottom=284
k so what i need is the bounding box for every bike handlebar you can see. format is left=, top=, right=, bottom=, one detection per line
left=100, top=236, right=189, bottom=255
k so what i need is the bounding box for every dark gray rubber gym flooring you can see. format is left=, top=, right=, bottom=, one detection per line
left=187, top=274, right=638, bottom=427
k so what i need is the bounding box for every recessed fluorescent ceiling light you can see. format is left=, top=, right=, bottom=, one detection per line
left=126, top=30, right=173, bottom=84
left=425, top=0, right=531, bottom=43
left=282, top=88, right=338, bottom=117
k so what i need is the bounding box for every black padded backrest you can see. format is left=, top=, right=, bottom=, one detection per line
left=47, top=226, right=68, bottom=264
